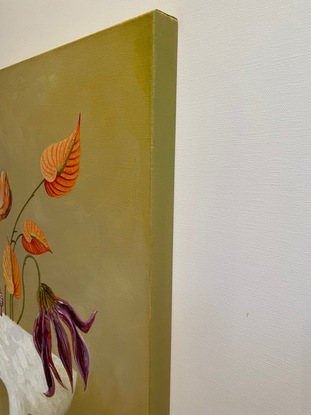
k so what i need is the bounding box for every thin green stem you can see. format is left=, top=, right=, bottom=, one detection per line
left=10, top=179, right=44, bottom=243
left=17, top=254, right=41, bottom=324
left=4, top=287, right=6, bottom=315
left=12, top=233, right=23, bottom=250
left=10, top=295, right=13, bottom=320
left=5, top=179, right=44, bottom=320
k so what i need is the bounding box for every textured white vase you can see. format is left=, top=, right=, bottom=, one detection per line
left=0, top=314, right=76, bottom=415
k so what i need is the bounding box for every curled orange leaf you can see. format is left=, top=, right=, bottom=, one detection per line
left=40, top=115, right=81, bottom=198
left=3, top=241, right=21, bottom=299
left=0, top=171, right=12, bottom=221
left=22, top=220, right=52, bottom=255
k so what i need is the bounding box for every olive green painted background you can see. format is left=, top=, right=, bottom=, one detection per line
left=0, top=10, right=177, bottom=414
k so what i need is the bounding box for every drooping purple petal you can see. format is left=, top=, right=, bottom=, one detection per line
left=42, top=345, right=55, bottom=397
left=42, top=312, right=67, bottom=394
left=59, top=308, right=90, bottom=390
left=33, top=310, right=44, bottom=355
left=51, top=311, right=73, bottom=391
left=39, top=312, right=56, bottom=397
left=0, top=288, right=3, bottom=316
left=34, top=283, right=97, bottom=397
left=57, top=300, right=97, bottom=333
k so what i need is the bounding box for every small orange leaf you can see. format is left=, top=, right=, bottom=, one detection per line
left=22, top=220, right=52, bottom=255
left=3, top=241, right=21, bottom=299
left=0, top=171, right=12, bottom=221
left=40, top=115, right=81, bottom=198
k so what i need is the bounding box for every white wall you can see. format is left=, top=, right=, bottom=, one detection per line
left=1, top=1, right=311, bottom=414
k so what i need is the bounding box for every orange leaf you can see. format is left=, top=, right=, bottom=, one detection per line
left=3, top=241, right=21, bottom=299
left=40, top=115, right=81, bottom=198
left=0, top=171, right=12, bottom=221
left=22, top=220, right=52, bottom=255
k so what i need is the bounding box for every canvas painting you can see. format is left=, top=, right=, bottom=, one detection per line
left=0, top=10, right=177, bottom=415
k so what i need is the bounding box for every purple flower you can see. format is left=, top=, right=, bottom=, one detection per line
left=33, top=283, right=97, bottom=397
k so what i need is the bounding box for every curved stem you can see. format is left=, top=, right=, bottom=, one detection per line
left=4, top=287, right=6, bottom=315
left=7, top=179, right=44, bottom=321
left=10, top=179, right=44, bottom=243
left=12, top=233, right=23, bottom=250
left=17, top=254, right=41, bottom=324
left=10, top=294, right=13, bottom=320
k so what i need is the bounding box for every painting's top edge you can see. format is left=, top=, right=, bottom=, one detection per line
left=0, top=9, right=176, bottom=73
left=153, top=9, right=178, bottom=23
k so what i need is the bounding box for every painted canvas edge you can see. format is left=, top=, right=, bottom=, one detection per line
left=0, top=9, right=177, bottom=414
left=149, top=10, right=178, bottom=415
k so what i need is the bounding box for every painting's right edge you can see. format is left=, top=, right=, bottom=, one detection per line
left=149, top=9, right=178, bottom=415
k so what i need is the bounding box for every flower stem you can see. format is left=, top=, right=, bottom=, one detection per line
left=10, top=294, right=13, bottom=320
left=4, top=287, right=6, bottom=315
left=10, top=179, right=44, bottom=243
left=7, top=180, right=44, bottom=320
left=12, top=233, right=23, bottom=251
left=17, top=255, right=41, bottom=324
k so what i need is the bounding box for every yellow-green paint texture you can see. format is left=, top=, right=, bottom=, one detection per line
left=0, top=10, right=177, bottom=415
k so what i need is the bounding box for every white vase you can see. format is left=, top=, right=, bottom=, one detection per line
left=0, top=314, right=77, bottom=415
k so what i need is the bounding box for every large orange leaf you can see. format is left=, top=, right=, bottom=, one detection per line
left=40, top=115, right=81, bottom=198
left=2, top=241, right=21, bottom=299
left=0, top=171, right=12, bottom=221
left=22, top=220, right=52, bottom=255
